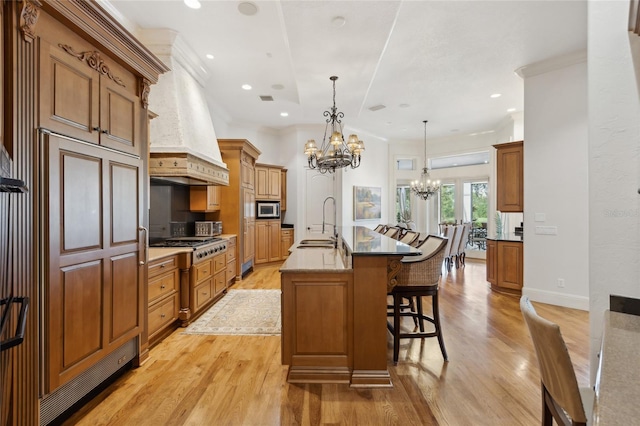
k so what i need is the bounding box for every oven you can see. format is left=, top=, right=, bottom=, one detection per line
left=256, top=201, right=280, bottom=219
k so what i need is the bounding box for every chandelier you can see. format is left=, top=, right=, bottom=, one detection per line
left=411, top=120, right=440, bottom=200
left=304, top=76, right=365, bottom=173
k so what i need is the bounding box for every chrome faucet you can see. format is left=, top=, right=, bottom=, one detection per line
left=322, top=196, right=338, bottom=247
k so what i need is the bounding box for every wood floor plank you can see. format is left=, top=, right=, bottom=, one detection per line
left=63, top=261, right=590, bottom=425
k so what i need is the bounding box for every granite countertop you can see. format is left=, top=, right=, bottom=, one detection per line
left=485, top=232, right=523, bottom=242
left=280, top=226, right=420, bottom=273
left=593, top=310, right=640, bottom=424
left=148, top=247, right=193, bottom=262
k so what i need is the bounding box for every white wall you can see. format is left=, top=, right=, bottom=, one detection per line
left=520, top=59, right=589, bottom=311
left=588, top=1, right=640, bottom=381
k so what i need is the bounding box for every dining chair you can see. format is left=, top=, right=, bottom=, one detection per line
left=383, top=226, right=400, bottom=239
left=373, top=224, right=385, bottom=233
left=399, top=230, right=419, bottom=245
left=387, top=235, right=449, bottom=364
left=442, top=225, right=457, bottom=271
left=454, top=223, right=471, bottom=267
left=520, top=296, right=594, bottom=426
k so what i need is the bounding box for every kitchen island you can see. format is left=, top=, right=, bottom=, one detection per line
left=280, top=226, right=420, bottom=387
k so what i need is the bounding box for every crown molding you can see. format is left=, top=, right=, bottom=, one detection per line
left=515, top=49, right=587, bottom=79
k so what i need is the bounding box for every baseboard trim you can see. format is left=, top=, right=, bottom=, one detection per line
left=522, top=288, right=589, bottom=311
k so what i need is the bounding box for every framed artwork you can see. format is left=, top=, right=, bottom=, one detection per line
left=353, top=186, right=382, bottom=221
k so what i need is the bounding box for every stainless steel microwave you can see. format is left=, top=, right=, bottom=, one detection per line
left=256, top=201, right=280, bottom=219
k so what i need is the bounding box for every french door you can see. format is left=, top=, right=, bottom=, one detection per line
left=438, top=178, right=489, bottom=253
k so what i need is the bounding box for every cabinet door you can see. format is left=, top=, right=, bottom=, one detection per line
left=241, top=153, right=254, bottom=189
left=189, top=186, right=220, bottom=212
left=268, top=221, right=281, bottom=261
left=255, top=221, right=269, bottom=264
left=486, top=239, right=497, bottom=284
left=40, top=40, right=100, bottom=144
left=99, top=77, right=141, bottom=156
left=495, top=142, right=523, bottom=212
left=268, top=168, right=281, bottom=199
left=45, top=133, right=143, bottom=392
left=255, top=166, right=269, bottom=199
left=243, top=189, right=255, bottom=264
left=281, top=169, right=287, bottom=211
left=281, top=230, right=293, bottom=259
left=497, top=241, right=523, bottom=291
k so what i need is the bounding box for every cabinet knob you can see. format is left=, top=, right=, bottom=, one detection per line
left=161, top=314, right=165, bottom=318
left=93, top=126, right=100, bottom=132
left=101, top=129, right=109, bottom=134
left=160, top=285, right=165, bottom=289
left=160, top=264, right=165, bottom=268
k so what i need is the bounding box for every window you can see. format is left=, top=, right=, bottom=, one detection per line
left=439, top=183, right=456, bottom=224
left=396, top=185, right=412, bottom=227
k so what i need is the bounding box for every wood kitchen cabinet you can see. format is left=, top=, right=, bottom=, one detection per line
left=255, top=164, right=282, bottom=200
left=494, top=141, right=524, bottom=212
left=486, top=238, right=523, bottom=293
left=40, top=37, right=141, bottom=156
left=190, top=185, right=220, bottom=212
left=217, top=140, right=261, bottom=278
left=281, top=228, right=294, bottom=259
left=281, top=168, right=288, bottom=211
left=255, top=220, right=281, bottom=264
left=225, top=235, right=237, bottom=285
left=148, top=254, right=182, bottom=346
left=190, top=251, right=227, bottom=319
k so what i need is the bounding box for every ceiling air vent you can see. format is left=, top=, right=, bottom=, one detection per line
left=260, top=95, right=274, bottom=101
left=368, top=104, right=386, bottom=111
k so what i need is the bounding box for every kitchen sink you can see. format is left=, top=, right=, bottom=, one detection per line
left=299, top=239, right=334, bottom=244
left=296, top=244, right=335, bottom=249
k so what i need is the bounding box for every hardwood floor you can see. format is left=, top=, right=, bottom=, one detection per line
left=63, top=260, right=589, bottom=425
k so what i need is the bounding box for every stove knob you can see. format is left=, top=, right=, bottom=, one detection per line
left=214, top=247, right=219, bottom=252
left=197, top=253, right=203, bottom=259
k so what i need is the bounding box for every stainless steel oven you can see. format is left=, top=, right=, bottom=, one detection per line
left=256, top=201, right=280, bottom=219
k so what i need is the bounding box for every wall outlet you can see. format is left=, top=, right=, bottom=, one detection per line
left=557, top=278, right=565, bottom=288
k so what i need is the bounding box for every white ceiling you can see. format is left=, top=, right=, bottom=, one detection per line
left=107, top=0, right=587, bottom=144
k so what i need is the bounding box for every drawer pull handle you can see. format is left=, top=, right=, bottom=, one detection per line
left=160, top=264, right=165, bottom=268
left=160, top=285, right=165, bottom=289
left=161, top=314, right=166, bottom=318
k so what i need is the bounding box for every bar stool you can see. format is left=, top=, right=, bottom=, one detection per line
left=387, top=235, right=449, bottom=364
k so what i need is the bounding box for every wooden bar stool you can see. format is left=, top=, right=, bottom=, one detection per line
left=387, top=235, right=449, bottom=364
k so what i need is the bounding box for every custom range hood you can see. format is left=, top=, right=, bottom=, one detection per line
left=141, top=29, right=229, bottom=186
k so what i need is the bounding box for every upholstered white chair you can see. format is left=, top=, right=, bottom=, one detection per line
left=442, top=225, right=457, bottom=271
left=399, top=230, right=419, bottom=245
left=454, top=223, right=472, bottom=267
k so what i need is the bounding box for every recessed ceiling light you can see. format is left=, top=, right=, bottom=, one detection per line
left=507, top=107, right=516, bottom=112
left=206, top=54, right=214, bottom=60
left=241, top=84, right=252, bottom=91
left=490, top=93, right=501, bottom=98
left=183, top=0, right=201, bottom=9
left=271, top=84, right=285, bottom=90
left=331, top=16, right=346, bottom=28
left=238, top=2, right=258, bottom=16
left=280, top=112, right=289, bottom=117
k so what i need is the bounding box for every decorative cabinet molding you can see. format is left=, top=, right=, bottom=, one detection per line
left=58, top=43, right=125, bottom=86
left=20, top=0, right=41, bottom=42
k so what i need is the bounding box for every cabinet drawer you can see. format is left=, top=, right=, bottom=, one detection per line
left=225, top=249, right=235, bottom=263
left=194, top=259, right=214, bottom=283
left=281, top=229, right=293, bottom=237
left=194, top=279, right=213, bottom=311
left=149, top=255, right=178, bottom=279
left=226, top=259, right=236, bottom=283
left=148, top=269, right=179, bottom=303
left=214, top=271, right=226, bottom=296
left=148, top=293, right=179, bottom=337
left=214, top=253, right=226, bottom=274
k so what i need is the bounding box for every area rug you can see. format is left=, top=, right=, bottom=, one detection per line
left=183, top=289, right=281, bottom=336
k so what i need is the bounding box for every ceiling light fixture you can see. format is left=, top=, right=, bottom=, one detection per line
left=490, top=93, right=502, bottom=98
left=183, top=0, right=201, bottom=9
left=304, top=76, right=364, bottom=174
left=242, top=84, right=252, bottom=90
left=507, top=107, right=516, bottom=112
left=410, top=120, right=440, bottom=200
left=206, top=54, right=214, bottom=59
left=280, top=112, right=289, bottom=117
